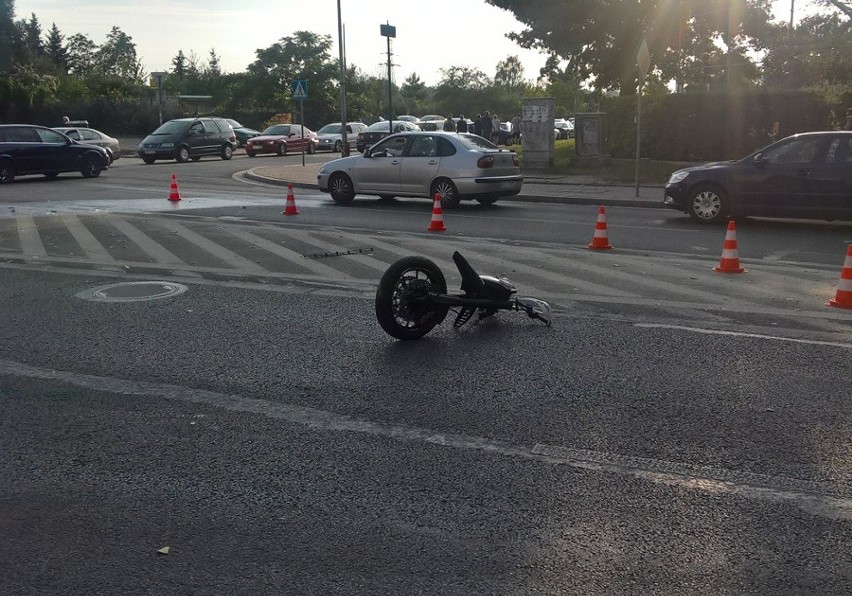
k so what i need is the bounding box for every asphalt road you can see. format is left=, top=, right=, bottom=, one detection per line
left=1, top=156, right=851, bottom=594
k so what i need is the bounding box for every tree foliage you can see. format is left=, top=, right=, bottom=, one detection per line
left=486, top=0, right=774, bottom=95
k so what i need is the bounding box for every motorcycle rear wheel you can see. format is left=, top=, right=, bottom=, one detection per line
left=375, top=256, right=450, bottom=340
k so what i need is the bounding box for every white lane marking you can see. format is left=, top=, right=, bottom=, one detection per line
left=636, top=323, right=852, bottom=349
left=59, top=213, right=115, bottom=263
left=158, top=219, right=267, bottom=273
left=1, top=358, right=849, bottom=520
left=14, top=214, right=47, bottom=257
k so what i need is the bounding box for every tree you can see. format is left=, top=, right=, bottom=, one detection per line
left=822, top=0, right=852, bottom=18
left=94, top=26, right=144, bottom=82
left=762, top=13, right=852, bottom=88
left=247, top=31, right=339, bottom=118
left=171, top=49, right=187, bottom=78
left=44, top=23, right=67, bottom=72
left=206, top=48, right=222, bottom=77
left=486, top=0, right=773, bottom=95
left=436, top=65, right=491, bottom=91
left=20, top=11, right=41, bottom=58
left=494, top=55, right=525, bottom=87
left=65, top=32, right=97, bottom=76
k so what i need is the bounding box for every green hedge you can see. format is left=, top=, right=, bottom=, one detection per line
left=601, top=89, right=852, bottom=161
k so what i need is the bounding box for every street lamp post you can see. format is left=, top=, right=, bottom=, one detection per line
left=380, top=23, right=396, bottom=134
left=337, top=0, right=349, bottom=156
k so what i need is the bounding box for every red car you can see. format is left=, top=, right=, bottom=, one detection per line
left=245, top=124, right=318, bottom=157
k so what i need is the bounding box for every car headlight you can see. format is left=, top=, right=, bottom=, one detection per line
left=667, top=170, right=689, bottom=184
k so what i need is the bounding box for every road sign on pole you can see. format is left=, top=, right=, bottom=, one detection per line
left=292, top=80, right=308, bottom=100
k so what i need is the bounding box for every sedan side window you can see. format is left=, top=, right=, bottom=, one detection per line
left=81, top=129, right=99, bottom=141
left=761, top=137, right=823, bottom=164
left=6, top=127, right=40, bottom=142
left=373, top=136, right=407, bottom=157
left=408, top=136, right=436, bottom=157
left=826, top=138, right=852, bottom=163
left=36, top=128, right=68, bottom=144
left=436, top=137, right=457, bottom=157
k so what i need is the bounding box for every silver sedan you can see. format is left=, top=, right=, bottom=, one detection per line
left=54, top=127, right=121, bottom=164
left=317, top=131, right=523, bottom=208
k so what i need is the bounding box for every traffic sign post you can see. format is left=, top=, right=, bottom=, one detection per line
left=635, top=40, right=650, bottom=198
left=292, top=80, right=308, bottom=166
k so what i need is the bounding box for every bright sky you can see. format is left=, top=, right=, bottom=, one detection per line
left=13, top=0, right=555, bottom=86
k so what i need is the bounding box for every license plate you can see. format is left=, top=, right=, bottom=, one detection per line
left=144, top=150, right=155, bottom=155
left=499, top=181, right=516, bottom=190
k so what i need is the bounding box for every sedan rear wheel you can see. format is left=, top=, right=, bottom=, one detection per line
left=307, top=142, right=316, bottom=155
left=277, top=143, right=287, bottom=157
left=0, top=158, right=16, bottom=183
left=221, top=144, right=233, bottom=160
left=432, top=178, right=461, bottom=209
left=688, top=185, right=727, bottom=224
left=329, top=173, right=355, bottom=204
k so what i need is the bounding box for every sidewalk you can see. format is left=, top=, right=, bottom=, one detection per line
left=243, top=162, right=664, bottom=209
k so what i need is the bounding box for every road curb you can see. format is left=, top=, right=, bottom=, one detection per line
left=241, top=169, right=663, bottom=209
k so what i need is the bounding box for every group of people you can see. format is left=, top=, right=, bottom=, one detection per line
left=438, top=111, right=522, bottom=145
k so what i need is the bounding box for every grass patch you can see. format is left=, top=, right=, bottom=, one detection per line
left=509, top=139, right=696, bottom=185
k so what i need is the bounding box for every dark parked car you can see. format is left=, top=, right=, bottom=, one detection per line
left=356, top=120, right=420, bottom=153
left=664, top=131, right=852, bottom=223
left=54, top=126, right=121, bottom=163
left=138, top=117, right=237, bottom=164
left=225, top=118, right=261, bottom=147
left=244, top=124, right=318, bottom=157
left=0, top=124, right=110, bottom=182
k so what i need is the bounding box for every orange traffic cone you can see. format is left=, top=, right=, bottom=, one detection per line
left=828, top=244, right=852, bottom=309
left=427, top=194, right=447, bottom=232
left=714, top=220, right=745, bottom=273
left=587, top=205, right=613, bottom=250
left=168, top=174, right=181, bottom=202
left=282, top=183, right=299, bottom=216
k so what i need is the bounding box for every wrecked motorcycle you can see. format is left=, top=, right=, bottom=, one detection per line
left=375, top=251, right=552, bottom=340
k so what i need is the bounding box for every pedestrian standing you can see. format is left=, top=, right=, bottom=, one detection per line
left=473, top=114, right=482, bottom=137
left=443, top=114, right=456, bottom=132
left=510, top=114, right=521, bottom=144
left=491, top=113, right=501, bottom=144
left=480, top=111, right=493, bottom=142
left=456, top=115, right=468, bottom=133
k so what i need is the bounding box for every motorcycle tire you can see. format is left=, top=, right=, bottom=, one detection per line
left=375, top=256, right=450, bottom=340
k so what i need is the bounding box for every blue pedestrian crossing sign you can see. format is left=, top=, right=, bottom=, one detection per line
left=291, top=80, right=308, bottom=100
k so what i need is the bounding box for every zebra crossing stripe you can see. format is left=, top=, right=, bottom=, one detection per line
left=60, top=213, right=115, bottom=263
left=14, top=214, right=47, bottom=257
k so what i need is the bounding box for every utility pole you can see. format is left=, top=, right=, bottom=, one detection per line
left=380, top=22, right=396, bottom=134
left=337, top=0, right=349, bottom=155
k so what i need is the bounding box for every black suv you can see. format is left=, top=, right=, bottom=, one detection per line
left=0, top=124, right=110, bottom=183
left=138, top=117, right=237, bottom=164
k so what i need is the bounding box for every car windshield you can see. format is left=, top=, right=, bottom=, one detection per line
left=456, top=133, right=498, bottom=150
left=365, top=121, right=395, bottom=132
left=318, top=124, right=342, bottom=134
left=226, top=119, right=242, bottom=128
left=262, top=125, right=291, bottom=135
left=151, top=120, right=189, bottom=135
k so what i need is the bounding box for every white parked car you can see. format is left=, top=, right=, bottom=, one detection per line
left=316, top=122, right=368, bottom=152
left=318, top=131, right=523, bottom=208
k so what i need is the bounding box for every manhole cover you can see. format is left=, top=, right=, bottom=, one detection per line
left=77, top=281, right=189, bottom=303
